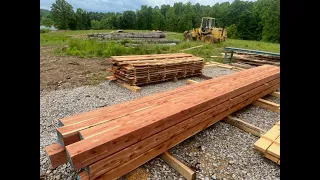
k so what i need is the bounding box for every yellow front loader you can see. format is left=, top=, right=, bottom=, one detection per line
left=184, top=17, right=227, bottom=43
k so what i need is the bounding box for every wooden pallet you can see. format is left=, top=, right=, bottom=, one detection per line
left=254, top=122, right=280, bottom=165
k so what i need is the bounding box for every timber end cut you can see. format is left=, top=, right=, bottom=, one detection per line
left=254, top=121, right=280, bottom=165
left=44, top=65, right=279, bottom=180
left=109, top=53, right=205, bottom=86
left=44, top=143, right=67, bottom=169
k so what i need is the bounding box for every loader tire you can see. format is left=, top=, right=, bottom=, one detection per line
left=185, top=33, right=193, bottom=41
left=204, top=35, right=214, bottom=44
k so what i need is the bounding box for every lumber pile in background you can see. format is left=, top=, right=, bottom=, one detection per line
left=254, top=121, right=280, bottom=165
left=127, top=38, right=180, bottom=44
left=88, top=32, right=166, bottom=39
left=45, top=65, right=280, bottom=180
left=87, top=32, right=181, bottom=44
left=233, top=53, right=280, bottom=66
left=109, top=53, right=204, bottom=86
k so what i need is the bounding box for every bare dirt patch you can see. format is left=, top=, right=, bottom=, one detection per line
left=40, top=46, right=110, bottom=91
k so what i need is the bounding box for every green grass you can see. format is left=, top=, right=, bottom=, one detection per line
left=40, top=30, right=280, bottom=62
left=40, top=28, right=50, bottom=33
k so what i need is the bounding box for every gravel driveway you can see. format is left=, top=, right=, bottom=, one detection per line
left=40, top=67, right=280, bottom=180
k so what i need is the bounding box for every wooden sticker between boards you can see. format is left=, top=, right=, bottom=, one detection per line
left=160, top=151, right=196, bottom=180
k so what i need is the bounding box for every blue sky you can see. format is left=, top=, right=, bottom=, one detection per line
left=40, top=0, right=239, bottom=13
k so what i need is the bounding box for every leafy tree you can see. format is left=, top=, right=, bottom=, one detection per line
left=227, top=24, right=238, bottom=39
left=152, top=9, right=164, bottom=30
left=178, top=2, right=194, bottom=32
left=122, top=11, right=136, bottom=29
left=136, top=5, right=152, bottom=30
left=41, top=16, right=54, bottom=27
left=41, top=0, right=280, bottom=43
left=165, top=7, right=176, bottom=31
left=75, top=8, right=90, bottom=30
left=237, top=9, right=258, bottom=40
left=40, top=9, right=51, bottom=21
left=160, top=5, right=170, bottom=17
left=91, top=20, right=101, bottom=30
left=117, top=16, right=125, bottom=29
left=88, top=12, right=105, bottom=21
left=101, top=14, right=118, bottom=29
left=255, top=0, right=280, bottom=42
left=50, top=0, right=75, bottom=30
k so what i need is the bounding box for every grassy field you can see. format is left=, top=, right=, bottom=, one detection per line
left=40, top=30, right=280, bottom=63
left=40, top=30, right=280, bottom=91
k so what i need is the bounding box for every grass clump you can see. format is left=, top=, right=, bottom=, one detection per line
left=40, top=28, right=50, bottom=33
left=66, top=39, right=129, bottom=58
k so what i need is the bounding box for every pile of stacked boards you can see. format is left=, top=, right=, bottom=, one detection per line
left=109, top=53, right=204, bottom=86
left=87, top=32, right=181, bottom=44
left=233, top=53, right=280, bottom=66
left=254, top=121, right=280, bottom=165
left=45, top=65, right=280, bottom=180
left=88, top=32, right=166, bottom=39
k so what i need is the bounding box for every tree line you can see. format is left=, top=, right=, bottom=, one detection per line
left=40, top=0, right=280, bottom=43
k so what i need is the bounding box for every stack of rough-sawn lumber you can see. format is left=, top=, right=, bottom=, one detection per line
left=109, top=53, right=204, bottom=86
left=45, top=65, right=280, bottom=180
left=233, top=53, right=280, bottom=66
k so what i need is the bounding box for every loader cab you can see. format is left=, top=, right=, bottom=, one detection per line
left=200, top=17, right=215, bottom=33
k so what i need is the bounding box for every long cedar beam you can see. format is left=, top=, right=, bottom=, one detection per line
left=67, top=67, right=279, bottom=169
left=58, top=66, right=278, bottom=146
left=60, top=65, right=274, bottom=126
left=46, top=78, right=279, bottom=170
left=79, top=67, right=278, bottom=139
left=78, top=82, right=279, bottom=180
left=45, top=67, right=278, bottom=168
left=84, top=79, right=280, bottom=179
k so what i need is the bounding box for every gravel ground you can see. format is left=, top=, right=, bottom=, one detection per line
left=231, top=105, right=280, bottom=130
left=40, top=67, right=280, bottom=180
left=262, top=95, right=280, bottom=104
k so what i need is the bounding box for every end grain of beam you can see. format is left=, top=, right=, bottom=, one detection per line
left=44, top=143, right=68, bottom=169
